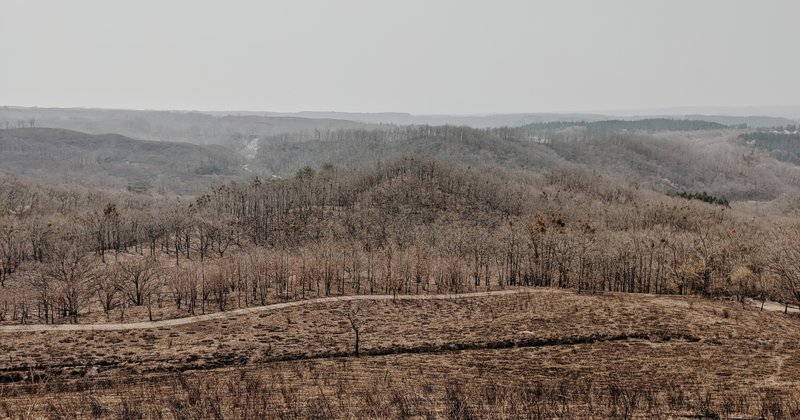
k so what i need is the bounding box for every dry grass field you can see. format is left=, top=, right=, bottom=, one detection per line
left=2, top=288, right=799, bottom=418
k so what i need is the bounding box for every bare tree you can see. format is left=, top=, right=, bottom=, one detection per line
left=94, top=263, right=121, bottom=320
left=766, top=226, right=800, bottom=312
left=347, top=305, right=362, bottom=357
left=37, top=240, right=96, bottom=323
left=0, top=216, right=26, bottom=286
left=118, top=257, right=160, bottom=309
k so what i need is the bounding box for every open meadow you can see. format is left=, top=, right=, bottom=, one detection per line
left=2, top=288, right=799, bottom=418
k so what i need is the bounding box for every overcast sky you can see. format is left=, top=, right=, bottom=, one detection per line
left=1, top=0, right=799, bottom=114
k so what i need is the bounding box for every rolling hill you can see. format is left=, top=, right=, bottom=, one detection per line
left=0, top=106, right=378, bottom=151
left=252, top=124, right=800, bottom=202
left=0, top=128, right=245, bottom=194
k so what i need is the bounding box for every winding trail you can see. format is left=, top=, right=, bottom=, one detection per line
left=0, top=289, right=531, bottom=333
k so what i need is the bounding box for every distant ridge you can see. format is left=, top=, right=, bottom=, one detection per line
left=0, top=128, right=243, bottom=194
left=603, top=105, right=800, bottom=120
left=222, top=111, right=610, bottom=128
left=0, top=106, right=377, bottom=150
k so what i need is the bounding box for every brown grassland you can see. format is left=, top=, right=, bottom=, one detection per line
left=1, top=288, right=799, bottom=419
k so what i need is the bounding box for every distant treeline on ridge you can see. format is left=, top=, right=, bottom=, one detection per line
left=522, top=118, right=732, bottom=132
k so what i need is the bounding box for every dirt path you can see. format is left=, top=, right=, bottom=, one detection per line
left=752, top=300, right=800, bottom=314
left=0, top=289, right=530, bottom=333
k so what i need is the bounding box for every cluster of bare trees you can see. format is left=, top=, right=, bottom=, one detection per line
left=1, top=119, right=35, bottom=129
left=1, top=220, right=164, bottom=324
left=1, top=158, right=799, bottom=324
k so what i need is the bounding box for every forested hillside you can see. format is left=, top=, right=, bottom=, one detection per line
left=241, top=111, right=608, bottom=127
left=254, top=125, right=798, bottom=201
left=4, top=121, right=799, bottom=203
left=740, top=126, right=800, bottom=164
left=521, top=118, right=728, bottom=132
left=0, top=128, right=243, bottom=194
left=0, top=107, right=377, bottom=150
left=256, top=126, right=565, bottom=175
left=681, top=114, right=797, bottom=128
left=1, top=158, right=797, bottom=326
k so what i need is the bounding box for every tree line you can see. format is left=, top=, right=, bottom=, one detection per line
left=0, top=157, right=798, bottom=324
left=740, top=128, right=800, bottom=165
left=521, top=118, right=729, bottom=132
left=254, top=123, right=786, bottom=202
left=669, top=191, right=730, bottom=207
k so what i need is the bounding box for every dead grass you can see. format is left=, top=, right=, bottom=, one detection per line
left=2, top=288, right=800, bottom=418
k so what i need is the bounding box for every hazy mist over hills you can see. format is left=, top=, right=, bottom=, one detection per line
left=604, top=105, right=800, bottom=120
left=4, top=105, right=797, bottom=136
left=0, top=127, right=243, bottom=194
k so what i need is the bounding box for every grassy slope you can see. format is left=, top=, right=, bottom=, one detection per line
left=1, top=289, right=799, bottom=418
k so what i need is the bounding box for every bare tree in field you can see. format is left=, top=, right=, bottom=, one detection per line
left=347, top=305, right=362, bottom=357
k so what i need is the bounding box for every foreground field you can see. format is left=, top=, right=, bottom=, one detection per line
left=0, top=290, right=524, bottom=332
left=1, top=288, right=799, bottom=418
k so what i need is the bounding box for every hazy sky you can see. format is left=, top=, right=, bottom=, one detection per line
left=1, top=0, right=799, bottom=114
